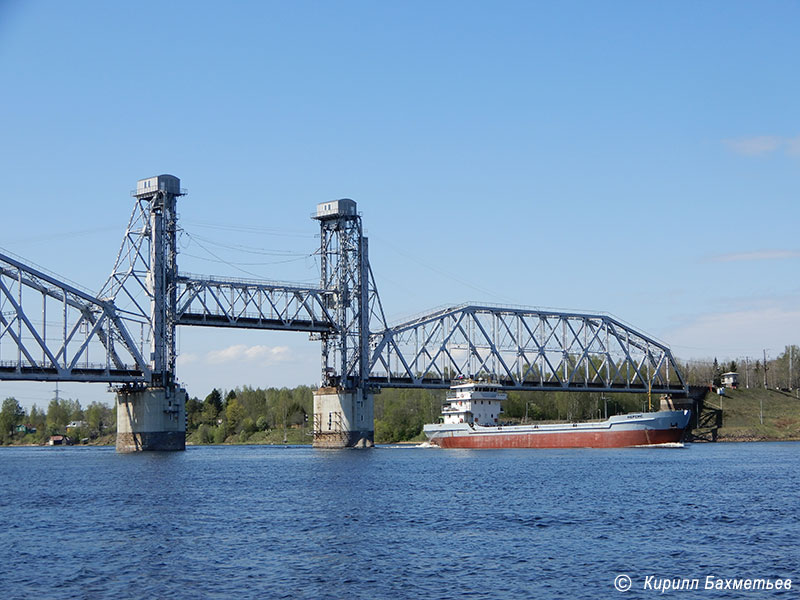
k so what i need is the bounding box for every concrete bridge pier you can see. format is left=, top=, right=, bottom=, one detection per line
left=116, top=385, right=186, bottom=452
left=313, top=388, right=374, bottom=448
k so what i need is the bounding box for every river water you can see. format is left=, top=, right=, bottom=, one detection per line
left=1, top=442, right=797, bottom=599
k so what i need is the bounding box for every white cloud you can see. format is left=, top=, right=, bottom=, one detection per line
left=176, top=352, right=200, bottom=366
left=710, top=250, right=800, bottom=263
left=724, top=135, right=800, bottom=157
left=205, top=344, right=291, bottom=366
left=724, top=135, right=782, bottom=156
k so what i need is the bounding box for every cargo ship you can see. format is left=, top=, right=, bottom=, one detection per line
left=423, top=380, right=691, bottom=449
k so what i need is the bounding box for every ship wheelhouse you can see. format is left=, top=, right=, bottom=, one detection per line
left=441, top=381, right=505, bottom=426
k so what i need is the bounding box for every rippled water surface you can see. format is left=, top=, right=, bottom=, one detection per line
left=1, top=442, right=798, bottom=599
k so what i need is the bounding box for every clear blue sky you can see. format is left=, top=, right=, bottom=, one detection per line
left=1, top=1, right=798, bottom=409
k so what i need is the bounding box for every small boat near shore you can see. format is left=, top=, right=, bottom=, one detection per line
left=423, top=380, right=691, bottom=449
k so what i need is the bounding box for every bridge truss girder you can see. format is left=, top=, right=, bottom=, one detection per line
left=368, top=304, right=687, bottom=395
left=0, top=252, right=149, bottom=383
left=175, top=274, right=336, bottom=333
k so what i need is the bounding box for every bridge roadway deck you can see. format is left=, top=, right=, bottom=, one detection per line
left=367, top=376, right=688, bottom=396
left=175, top=314, right=332, bottom=332
left=0, top=365, right=144, bottom=383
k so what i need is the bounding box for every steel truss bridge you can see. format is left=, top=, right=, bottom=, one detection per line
left=0, top=175, right=687, bottom=398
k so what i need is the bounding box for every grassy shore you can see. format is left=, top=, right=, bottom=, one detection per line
left=706, top=388, right=800, bottom=442
left=185, top=426, right=315, bottom=446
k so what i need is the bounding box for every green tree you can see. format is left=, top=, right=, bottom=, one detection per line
left=225, top=398, right=245, bottom=436
left=46, top=398, right=71, bottom=435
left=0, top=398, right=25, bottom=444
left=85, top=401, right=113, bottom=437
left=28, top=404, right=46, bottom=435
left=68, top=399, right=84, bottom=422
left=213, top=426, right=226, bottom=444
left=241, top=417, right=257, bottom=434
left=202, top=389, right=223, bottom=425
left=712, top=358, right=721, bottom=387
left=185, top=396, right=203, bottom=430
left=224, top=389, right=237, bottom=408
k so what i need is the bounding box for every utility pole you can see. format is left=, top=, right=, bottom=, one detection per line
left=790, top=346, right=794, bottom=391
left=763, top=349, right=769, bottom=389
left=745, top=356, right=750, bottom=389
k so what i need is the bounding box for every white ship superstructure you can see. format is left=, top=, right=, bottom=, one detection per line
left=442, top=380, right=505, bottom=426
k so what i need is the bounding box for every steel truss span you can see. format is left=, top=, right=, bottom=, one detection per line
left=368, top=304, right=687, bottom=394
left=0, top=252, right=149, bottom=383
left=175, top=274, right=335, bottom=333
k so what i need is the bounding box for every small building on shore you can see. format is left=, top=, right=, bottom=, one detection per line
left=720, top=372, right=739, bottom=389
left=48, top=435, right=72, bottom=446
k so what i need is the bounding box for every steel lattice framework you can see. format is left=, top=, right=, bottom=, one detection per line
left=0, top=251, right=149, bottom=382
left=0, top=175, right=688, bottom=398
left=175, top=274, right=335, bottom=333
left=98, top=180, right=181, bottom=386
left=368, top=304, right=687, bottom=394
left=314, top=205, right=387, bottom=389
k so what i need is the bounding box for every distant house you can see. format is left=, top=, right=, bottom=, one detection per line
left=66, top=421, right=87, bottom=430
left=48, top=435, right=72, bottom=446
left=720, top=372, right=739, bottom=389
left=16, top=424, right=36, bottom=434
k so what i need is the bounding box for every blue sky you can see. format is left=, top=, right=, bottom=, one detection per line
left=1, top=1, right=798, bottom=409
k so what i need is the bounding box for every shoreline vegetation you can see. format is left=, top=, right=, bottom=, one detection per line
left=2, top=383, right=799, bottom=448
left=2, top=349, right=798, bottom=446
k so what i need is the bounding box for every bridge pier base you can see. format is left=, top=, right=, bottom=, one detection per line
left=116, top=385, right=186, bottom=452
left=313, top=388, right=374, bottom=448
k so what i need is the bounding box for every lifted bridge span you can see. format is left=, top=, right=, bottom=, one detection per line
left=0, top=175, right=687, bottom=450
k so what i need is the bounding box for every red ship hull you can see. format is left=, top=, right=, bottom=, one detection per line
left=433, top=426, right=685, bottom=449
left=425, top=410, right=692, bottom=449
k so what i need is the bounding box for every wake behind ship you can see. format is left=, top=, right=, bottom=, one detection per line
left=423, top=380, right=691, bottom=449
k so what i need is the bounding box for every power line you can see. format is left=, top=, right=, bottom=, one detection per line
left=182, top=219, right=315, bottom=239
left=181, top=230, right=308, bottom=257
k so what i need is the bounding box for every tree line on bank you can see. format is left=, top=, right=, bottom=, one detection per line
left=2, top=344, right=796, bottom=445
left=184, top=386, right=314, bottom=444
left=0, top=396, right=115, bottom=445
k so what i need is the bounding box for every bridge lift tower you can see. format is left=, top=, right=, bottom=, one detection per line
left=112, top=175, right=186, bottom=452
left=312, top=199, right=378, bottom=447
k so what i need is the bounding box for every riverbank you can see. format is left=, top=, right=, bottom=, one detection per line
left=708, top=388, right=800, bottom=442
left=5, top=387, right=797, bottom=447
